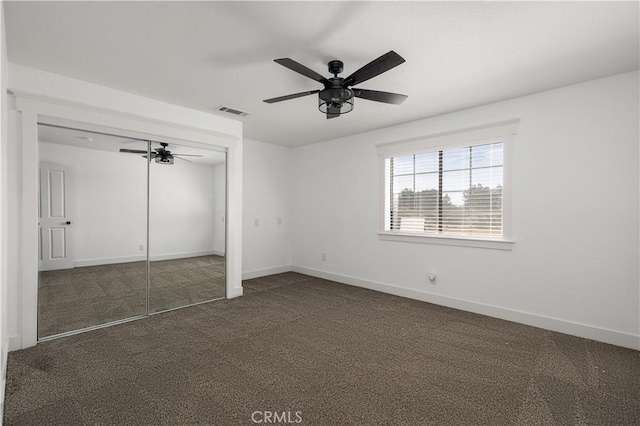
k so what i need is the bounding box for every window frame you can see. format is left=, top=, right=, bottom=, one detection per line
left=377, top=120, right=518, bottom=250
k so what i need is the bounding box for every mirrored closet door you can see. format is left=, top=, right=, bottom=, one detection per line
left=148, top=142, right=226, bottom=313
left=37, top=124, right=226, bottom=339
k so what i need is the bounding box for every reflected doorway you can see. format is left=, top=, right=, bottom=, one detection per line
left=37, top=123, right=227, bottom=339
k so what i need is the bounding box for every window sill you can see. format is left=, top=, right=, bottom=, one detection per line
left=378, top=231, right=515, bottom=250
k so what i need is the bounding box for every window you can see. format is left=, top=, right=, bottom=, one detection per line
left=377, top=120, right=517, bottom=249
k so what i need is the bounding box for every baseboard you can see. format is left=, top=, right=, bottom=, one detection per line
left=150, top=250, right=220, bottom=262
left=73, top=250, right=220, bottom=268
left=0, top=381, right=3, bottom=426
left=2, top=340, right=6, bottom=423
left=74, top=255, right=145, bottom=267
left=292, top=266, right=640, bottom=351
left=227, top=286, right=243, bottom=298
left=242, top=265, right=292, bottom=280
left=8, top=335, right=21, bottom=352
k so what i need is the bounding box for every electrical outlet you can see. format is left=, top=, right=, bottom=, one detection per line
left=428, top=274, right=437, bottom=285
left=254, top=218, right=260, bottom=226
left=277, top=217, right=283, bottom=225
left=321, top=253, right=327, bottom=261
left=139, top=244, right=145, bottom=251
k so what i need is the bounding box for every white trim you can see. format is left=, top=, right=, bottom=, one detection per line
left=10, top=90, right=238, bottom=143
left=72, top=250, right=222, bottom=268
left=242, top=265, right=293, bottom=280
left=376, top=119, right=519, bottom=157
left=21, top=110, right=39, bottom=348
left=501, top=134, right=515, bottom=241
left=13, top=93, right=243, bottom=349
left=8, top=335, right=21, bottom=352
left=226, top=139, right=243, bottom=301
left=378, top=232, right=514, bottom=250
left=292, top=266, right=640, bottom=350
left=379, top=155, right=388, bottom=233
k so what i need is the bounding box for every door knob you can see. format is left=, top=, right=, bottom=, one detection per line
left=65, top=221, right=71, bottom=225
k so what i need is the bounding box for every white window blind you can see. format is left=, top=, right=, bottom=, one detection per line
left=377, top=120, right=517, bottom=247
left=385, top=142, right=504, bottom=238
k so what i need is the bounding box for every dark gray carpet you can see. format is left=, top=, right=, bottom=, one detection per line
left=38, top=255, right=225, bottom=338
left=6, top=272, right=640, bottom=425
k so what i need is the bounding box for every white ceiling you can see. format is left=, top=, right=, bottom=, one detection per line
left=6, top=1, right=639, bottom=147
left=38, top=124, right=227, bottom=166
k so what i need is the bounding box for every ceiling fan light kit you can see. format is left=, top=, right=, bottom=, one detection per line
left=318, top=89, right=354, bottom=116
left=264, top=51, right=408, bottom=119
left=155, top=155, right=174, bottom=165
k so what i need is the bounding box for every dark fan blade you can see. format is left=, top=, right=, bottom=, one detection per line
left=174, top=156, right=193, bottom=163
left=327, top=104, right=340, bottom=119
left=353, top=89, right=407, bottom=105
left=172, top=154, right=204, bottom=157
left=120, top=149, right=148, bottom=154
left=344, top=51, right=405, bottom=87
left=264, top=90, right=321, bottom=104
left=274, top=58, right=330, bottom=86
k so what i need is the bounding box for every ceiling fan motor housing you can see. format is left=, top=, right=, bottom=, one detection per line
left=328, top=60, right=344, bottom=76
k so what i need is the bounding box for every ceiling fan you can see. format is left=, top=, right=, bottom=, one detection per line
left=119, top=142, right=203, bottom=165
left=263, top=51, right=407, bottom=119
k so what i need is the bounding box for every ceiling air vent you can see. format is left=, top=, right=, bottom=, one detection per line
left=216, top=106, right=250, bottom=117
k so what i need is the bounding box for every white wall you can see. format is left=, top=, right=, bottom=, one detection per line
left=3, top=60, right=635, bottom=358
left=149, top=155, right=219, bottom=260
left=242, top=138, right=292, bottom=278
left=292, top=71, right=640, bottom=349
left=39, top=143, right=146, bottom=265
left=5, top=87, right=19, bottom=351
left=0, top=1, right=8, bottom=418
left=41, top=132, right=294, bottom=278
left=39, top=142, right=222, bottom=266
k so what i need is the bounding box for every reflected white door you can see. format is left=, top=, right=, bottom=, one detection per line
left=39, top=163, right=73, bottom=271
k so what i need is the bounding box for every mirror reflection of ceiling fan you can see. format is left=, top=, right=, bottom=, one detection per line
left=119, top=142, right=203, bottom=165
